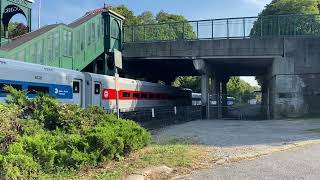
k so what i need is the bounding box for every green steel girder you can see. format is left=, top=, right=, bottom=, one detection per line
left=0, top=7, right=124, bottom=75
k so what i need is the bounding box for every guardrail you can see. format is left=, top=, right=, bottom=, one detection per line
left=124, top=14, right=320, bottom=43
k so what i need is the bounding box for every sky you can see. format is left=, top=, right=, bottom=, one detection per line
left=17, top=0, right=272, bottom=86
left=28, top=0, right=272, bottom=27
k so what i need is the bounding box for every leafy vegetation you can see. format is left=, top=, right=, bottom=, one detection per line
left=8, top=22, right=28, bottom=39
left=251, top=0, right=320, bottom=36
left=0, top=86, right=151, bottom=179
left=112, top=5, right=196, bottom=42
left=88, top=137, right=214, bottom=180
left=173, top=76, right=202, bottom=93
left=174, top=76, right=259, bottom=94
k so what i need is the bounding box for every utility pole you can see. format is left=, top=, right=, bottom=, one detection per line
left=38, top=0, right=41, bottom=29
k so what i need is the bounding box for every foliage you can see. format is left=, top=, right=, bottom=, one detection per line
left=173, top=76, right=201, bottom=93
left=227, top=77, right=259, bottom=95
left=0, top=87, right=151, bottom=179
left=251, top=0, right=320, bottom=37
left=112, top=5, right=196, bottom=42
left=227, top=77, right=260, bottom=104
left=8, top=22, right=28, bottom=39
left=260, top=0, right=320, bottom=15
left=0, top=104, right=22, bottom=152
left=111, top=5, right=140, bottom=26
left=95, top=143, right=207, bottom=180
left=173, top=76, right=259, bottom=95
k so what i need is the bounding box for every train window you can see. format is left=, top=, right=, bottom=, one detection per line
left=133, top=93, right=140, bottom=98
left=155, top=94, right=161, bottom=99
left=94, top=84, right=100, bottom=94
left=141, top=93, right=148, bottom=99
left=0, top=83, right=22, bottom=93
left=122, top=92, right=131, bottom=98
left=73, top=81, right=80, bottom=93
left=27, top=86, right=49, bottom=95
left=149, top=94, right=155, bottom=99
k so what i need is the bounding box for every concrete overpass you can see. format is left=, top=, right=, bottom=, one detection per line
left=123, top=34, right=320, bottom=119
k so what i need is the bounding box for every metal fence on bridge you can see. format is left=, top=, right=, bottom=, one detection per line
left=124, top=14, right=320, bottom=42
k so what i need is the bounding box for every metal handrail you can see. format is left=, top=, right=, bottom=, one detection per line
left=123, top=14, right=320, bottom=43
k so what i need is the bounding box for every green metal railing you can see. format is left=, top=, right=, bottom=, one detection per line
left=124, top=14, right=320, bottom=43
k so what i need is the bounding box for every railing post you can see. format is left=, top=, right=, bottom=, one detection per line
left=143, top=25, right=146, bottom=41
left=293, top=15, right=297, bottom=36
left=197, top=21, right=199, bottom=39
left=311, top=15, right=314, bottom=35
left=212, top=19, right=214, bottom=39
left=132, top=26, right=134, bottom=42
left=227, top=19, right=229, bottom=38
left=243, top=18, right=246, bottom=38
left=278, top=15, right=281, bottom=36
left=182, top=22, right=185, bottom=39
left=260, top=17, right=263, bottom=37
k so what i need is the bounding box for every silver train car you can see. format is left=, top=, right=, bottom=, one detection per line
left=0, top=59, right=192, bottom=111
left=192, top=93, right=235, bottom=106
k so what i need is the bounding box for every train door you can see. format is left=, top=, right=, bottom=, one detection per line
left=73, top=79, right=83, bottom=107
left=93, top=81, right=102, bottom=107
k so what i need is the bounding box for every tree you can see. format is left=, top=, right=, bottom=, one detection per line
left=227, top=77, right=259, bottom=95
left=173, top=76, right=201, bottom=93
left=8, top=22, right=28, bottom=39
left=112, top=5, right=140, bottom=25
left=260, top=0, right=320, bottom=15
left=138, top=11, right=156, bottom=24
left=113, top=5, right=196, bottom=42
left=227, top=77, right=260, bottom=104
left=251, top=0, right=320, bottom=37
left=173, top=76, right=259, bottom=95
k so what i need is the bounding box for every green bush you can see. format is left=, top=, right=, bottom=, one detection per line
left=0, top=104, right=22, bottom=152
left=0, top=86, right=151, bottom=179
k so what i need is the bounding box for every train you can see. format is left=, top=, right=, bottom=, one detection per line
left=192, top=93, right=235, bottom=106
left=0, top=58, right=192, bottom=112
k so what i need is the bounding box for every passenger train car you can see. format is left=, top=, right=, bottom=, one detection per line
left=0, top=59, right=192, bottom=111
left=192, top=93, right=235, bottom=106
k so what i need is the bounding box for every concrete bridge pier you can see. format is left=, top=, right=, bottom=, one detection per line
left=194, top=59, right=212, bottom=119
left=201, top=74, right=210, bottom=119
left=212, top=78, right=222, bottom=119
left=221, top=77, right=230, bottom=116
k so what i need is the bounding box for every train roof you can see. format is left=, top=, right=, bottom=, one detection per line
left=84, top=72, right=178, bottom=90
left=0, top=58, right=83, bottom=76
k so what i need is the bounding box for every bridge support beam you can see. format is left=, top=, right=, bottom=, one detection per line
left=212, top=78, right=221, bottom=119
left=221, top=77, right=230, bottom=116
left=194, top=59, right=213, bottom=119
left=201, top=74, right=210, bottom=119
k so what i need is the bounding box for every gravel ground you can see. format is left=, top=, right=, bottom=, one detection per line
left=184, top=144, right=320, bottom=180
left=152, top=119, right=320, bottom=179
left=153, top=119, right=320, bottom=147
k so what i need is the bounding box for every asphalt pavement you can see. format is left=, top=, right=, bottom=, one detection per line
left=184, top=144, right=320, bottom=180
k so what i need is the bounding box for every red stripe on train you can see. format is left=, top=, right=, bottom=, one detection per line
left=102, top=89, right=173, bottom=100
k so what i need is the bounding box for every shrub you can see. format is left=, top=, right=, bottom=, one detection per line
left=0, top=87, right=151, bottom=179
left=0, top=104, right=22, bottom=152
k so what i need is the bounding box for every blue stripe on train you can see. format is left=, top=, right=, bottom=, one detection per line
left=0, top=79, right=73, bottom=99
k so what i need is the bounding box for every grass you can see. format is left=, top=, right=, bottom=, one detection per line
left=62, top=137, right=216, bottom=180
left=39, top=137, right=215, bottom=180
